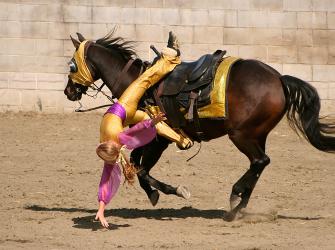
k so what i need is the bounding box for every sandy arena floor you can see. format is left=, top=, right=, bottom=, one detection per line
left=0, top=112, right=334, bottom=249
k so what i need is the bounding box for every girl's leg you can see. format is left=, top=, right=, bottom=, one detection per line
left=119, top=54, right=181, bottom=120
left=130, top=110, right=193, bottom=148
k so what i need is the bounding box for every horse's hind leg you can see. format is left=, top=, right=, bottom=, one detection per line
left=225, top=131, right=270, bottom=221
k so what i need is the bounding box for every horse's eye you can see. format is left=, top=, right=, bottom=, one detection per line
left=68, top=59, right=77, bottom=73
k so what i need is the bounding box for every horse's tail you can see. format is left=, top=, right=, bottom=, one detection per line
left=280, top=75, right=335, bottom=153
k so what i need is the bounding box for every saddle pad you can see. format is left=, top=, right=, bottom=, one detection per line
left=197, top=56, right=241, bottom=119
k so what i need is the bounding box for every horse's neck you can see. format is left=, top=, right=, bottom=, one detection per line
left=89, top=46, right=140, bottom=99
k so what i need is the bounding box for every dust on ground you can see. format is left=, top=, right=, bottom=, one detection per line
left=0, top=112, right=334, bottom=249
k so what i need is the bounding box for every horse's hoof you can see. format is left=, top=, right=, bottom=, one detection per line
left=223, top=211, right=237, bottom=222
left=230, top=194, right=242, bottom=211
left=149, top=190, right=159, bottom=206
left=176, top=186, right=191, bottom=199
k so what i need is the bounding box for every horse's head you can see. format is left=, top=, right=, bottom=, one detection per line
left=64, top=31, right=140, bottom=101
left=64, top=33, right=96, bottom=101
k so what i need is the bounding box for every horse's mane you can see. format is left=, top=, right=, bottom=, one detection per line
left=96, top=30, right=137, bottom=60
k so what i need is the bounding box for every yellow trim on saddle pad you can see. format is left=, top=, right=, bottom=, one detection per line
left=197, top=56, right=241, bottom=119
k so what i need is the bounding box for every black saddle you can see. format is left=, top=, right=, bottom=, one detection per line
left=150, top=50, right=226, bottom=130
left=161, top=50, right=226, bottom=96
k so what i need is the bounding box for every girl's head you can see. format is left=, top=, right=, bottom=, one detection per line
left=96, top=141, right=122, bottom=164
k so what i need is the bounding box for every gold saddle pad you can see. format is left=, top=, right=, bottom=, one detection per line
left=197, top=56, right=241, bottom=119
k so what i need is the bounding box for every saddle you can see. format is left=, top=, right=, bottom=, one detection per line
left=151, top=50, right=226, bottom=131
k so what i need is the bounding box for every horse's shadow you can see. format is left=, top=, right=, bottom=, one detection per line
left=25, top=205, right=226, bottom=230
left=25, top=205, right=324, bottom=231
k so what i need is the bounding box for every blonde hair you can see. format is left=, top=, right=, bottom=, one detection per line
left=96, top=141, right=137, bottom=184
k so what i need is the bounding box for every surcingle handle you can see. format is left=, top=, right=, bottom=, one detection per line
left=150, top=45, right=161, bottom=57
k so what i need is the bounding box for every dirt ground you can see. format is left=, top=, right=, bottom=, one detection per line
left=0, top=111, right=334, bottom=250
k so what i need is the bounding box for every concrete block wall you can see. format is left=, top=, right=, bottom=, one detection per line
left=0, top=0, right=334, bottom=113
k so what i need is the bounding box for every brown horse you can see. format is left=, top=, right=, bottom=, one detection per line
left=64, top=32, right=335, bottom=220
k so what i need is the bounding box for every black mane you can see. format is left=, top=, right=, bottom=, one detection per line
left=96, top=30, right=137, bottom=60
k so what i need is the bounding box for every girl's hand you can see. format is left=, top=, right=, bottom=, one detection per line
left=95, top=201, right=109, bottom=228
left=152, top=112, right=166, bottom=125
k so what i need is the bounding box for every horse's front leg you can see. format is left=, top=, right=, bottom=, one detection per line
left=132, top=136, right=190, bottom=206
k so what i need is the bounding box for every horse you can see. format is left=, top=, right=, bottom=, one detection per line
left=64, top=32, right=335, bottom=220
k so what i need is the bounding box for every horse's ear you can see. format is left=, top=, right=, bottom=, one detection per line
left=70, top=35, right=80, bottom=49
left=76, top=32, right=85, bottom=42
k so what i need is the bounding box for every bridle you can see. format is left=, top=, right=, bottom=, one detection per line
left=71, top=41, right=145, bottom=112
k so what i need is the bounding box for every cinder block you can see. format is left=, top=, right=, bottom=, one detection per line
left=48, top=22, right=79, bottom=40
left=298, top=46, right=328, bottom=64
left=19, top=4, right=48, bottom=21
left=111, top=24, right=136, bottom=40
left=120, top=8, right=150, bottom=25
left=21, top=21, right=48, bottom=39
left=282, top=29, right=297, bottom=46
left=181, top=43, right=211, bottom=61
left=163, top=0, right=202, bottom=9
left=250, top=0, right=283, bottom=11
left=180, top=9, right=209, bottom=26
left=328, top=12, right=335, bottom=29
left=224, top=10, right=238, bottom=27
left=297, top=12, right=327, bottom=29
left=0, top=3, right=9, bottom=20
left=0, top=55, right=37, bottom=72
left=162, top=26, right=193, bottom=44
left=47, top=4, right=63, bottom=22
left=320, top=100, right=335, bottom=114
left=296, top=29, right=313, bottom=46
left=6, top=3, right=19, bottom=21
left=0, top=38, right=35, bottom=55
left=328, top=45, right=335, bottom=64
left=135, top=25, right=164, bottom=42
left=312, top=0, right=335, bottom=11
left=92, top=7, right=121, bottom=24
left=268, top=46, right=298, bottom=63
left=238, top=45, right=268, bottom=61
left=91, top=0, right=135, bottom=7
left=310, top=81, right=329, bottom=99
left=194, top=27, right=223, bottom=44
left=283, top=64, right=312, bottom=81
left=86, top=23, right=108, bottom=39
left=283, top=0, right=313, bottom=11
left=218, top=45, right=239, bottom=57
left=151, top=8, right=180, bottom=25
left=328, top=82, right=335, bottom=99
left=63, top=5, right=92, bottom=23
left=267, top=63, right=283, bottom=74
left=313, top=65, right=335, bottom=82
left=8, top=72, right=37, bottom=89
left=36, top=73, right=66, bottom=90
left=223, top=28, right=253, bottom=45
left=313, top=29, right=329, bottom=46
left=238, top=11, right=268, bottom=28
left=0, top=89, right=21, bottom=105
left=34, top=56, right=67, bottom=74
left=252, top=28, right=283, bottom=45
left=0, top=21, right=22, bottom=38
left=20, top=89, right=41, bottom=111
left=268, top=11, right=297, bottom=28
left=208, top=10, right=225, bottom=26
left=0, top=72, right=9, bottom=89
left=135, top=0, right=163, bottom=8
left=35, top=39, right=64, bottom=57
